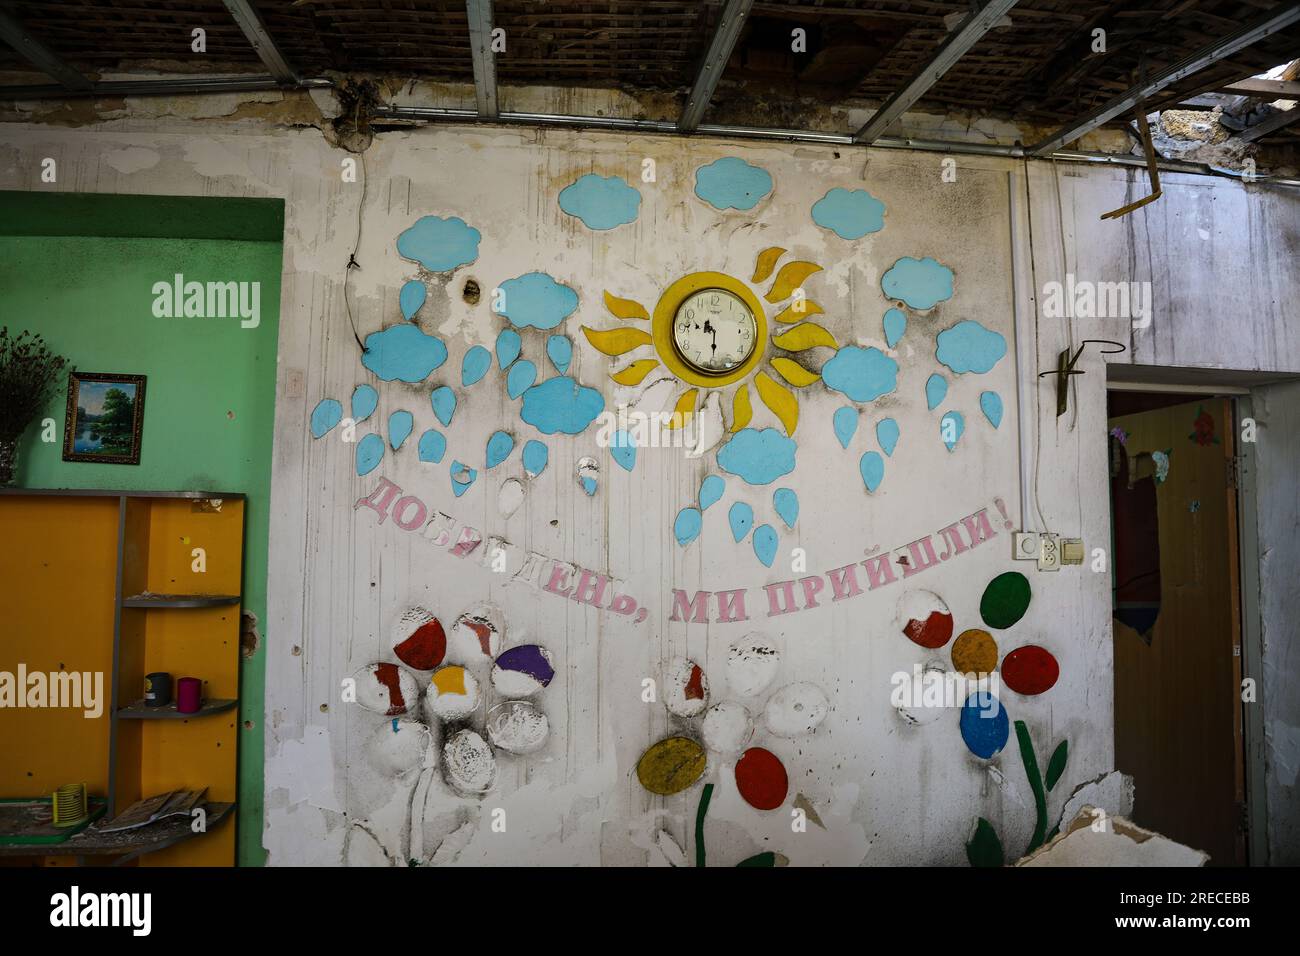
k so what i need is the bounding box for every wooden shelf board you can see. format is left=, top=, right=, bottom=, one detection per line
left=0, top=802, right=234, bottom=859
left=0, top=488, right=246, bottom=500
left=117, top=699, right=238, bottom=719
left=122, top=593, right=241, bottom=608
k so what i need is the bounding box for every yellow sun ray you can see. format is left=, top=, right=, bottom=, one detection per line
left=665, top=388, right=699, bottom=431
left=731, top=384, right=753, bottom=433
left=772, top=321, right=837, bottom=352
left=772, top=301, right=825, bottom=324
left=603, top=290, right=650, bottom=321
left=770, top=357, right=821, bottom=389
left=610, top=358, right=660, bottom=386
left=765, top=261, right=823, bottom=303
left=755, top=371, right=799, bottom=436
left=751, top=247, right=786, bottom=284
left=582, top=325, right=653, bottom=356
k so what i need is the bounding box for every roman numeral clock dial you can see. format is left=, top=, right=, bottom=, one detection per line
left=671, top=288, right=757, bottom=375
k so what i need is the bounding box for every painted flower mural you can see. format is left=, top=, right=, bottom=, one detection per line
left=635, top=636, right=834, bottom=867
left=891, top=571, right=1071, bottom=866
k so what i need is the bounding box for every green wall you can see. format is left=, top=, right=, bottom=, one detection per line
left=0, top=191, right=284, bottom=866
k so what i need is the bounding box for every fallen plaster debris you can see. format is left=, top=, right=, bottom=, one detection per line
left=1017, top=806, right=1209, bottom=867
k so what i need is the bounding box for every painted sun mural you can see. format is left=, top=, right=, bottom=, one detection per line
left=582, top=249, right=835, bottom=440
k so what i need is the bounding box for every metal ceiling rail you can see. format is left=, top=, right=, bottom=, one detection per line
left=0, top=9, right=92, bottom=91
left=466, top=0, right=499, bottom=119
left=679, top=0, right=755, bottom=132
left=371, top=103, right=1300, bottom=186
left=854, top=0, right=1021, bottom=144
left=1028, top=2, right=1300, bottom=156
left=220, top=0, right=300, bottom=86
left=0, top=76, right=333, bottom=98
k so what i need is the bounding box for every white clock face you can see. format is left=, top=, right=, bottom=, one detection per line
left=671, top=288, right=757, bottom=374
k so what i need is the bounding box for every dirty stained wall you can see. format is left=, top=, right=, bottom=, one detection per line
left=2, top=109, right=1296, bottom=866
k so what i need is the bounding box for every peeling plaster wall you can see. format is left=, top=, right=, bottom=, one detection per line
left=1, top=111, right=1296, bottom=866
left=1251, top=380, right=1300, bottom=865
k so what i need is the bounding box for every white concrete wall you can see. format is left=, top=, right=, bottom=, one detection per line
left=1, top=114, right=1295, bottom=866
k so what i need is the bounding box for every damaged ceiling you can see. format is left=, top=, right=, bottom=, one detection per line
left=0, top=0, right=1297, bottom=157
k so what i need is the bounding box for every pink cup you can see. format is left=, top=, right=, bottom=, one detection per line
left=176, top=677, right=202, bottom=714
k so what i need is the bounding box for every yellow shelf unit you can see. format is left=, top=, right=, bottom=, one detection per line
left=0, top=489, right=244, bottom=867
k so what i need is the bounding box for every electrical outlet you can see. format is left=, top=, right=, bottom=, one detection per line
left=1013, top=532, right=1040, bottom=561
left=1037, top=533, right=1061, bottom=572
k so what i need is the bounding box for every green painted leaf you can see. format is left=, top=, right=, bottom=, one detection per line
left=966, top=817, right=1004, bottom=868
left=737, top=851, right=776, bottom=867
left=1046, top=740, right=1069, bottom=792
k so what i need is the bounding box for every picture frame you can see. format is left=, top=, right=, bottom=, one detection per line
left=62, top=371, right=147, bottom=465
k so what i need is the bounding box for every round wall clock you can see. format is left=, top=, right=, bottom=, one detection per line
left=670, top=287, right=758, bottom=375
left=650, top=271, right=768, bottom=389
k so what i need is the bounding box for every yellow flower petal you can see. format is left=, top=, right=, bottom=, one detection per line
left=751, top=247, right=786, bottom=284
left=731, top=384, right=753, bottom=432
left=756, top=371, right=799, bottom=436
left=610, top=358, right=660, bottom=386
left=603, top=290, right=649, bottom=321
left=772, top=301, right=825, bottom=324
left=772, top=321, right=837, bottom=352
left=770, top=357, right=820, bottom=388
left=665, top=389, right=698, bottom=431
left=765, top=261, right=823, bottom=303
left=582, top=325, right=653, bottom=356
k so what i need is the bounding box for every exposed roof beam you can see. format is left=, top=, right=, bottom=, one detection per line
left=0, top=9, right=91, bottom=91
left=854, top=0, right=1021, bottom=143
left=220, top=0, right=299, bottom=85
left=679, top=0, right=754, bottom=133
left=1215, top=78, right=1300, bottom=98
left=466, top=0, right=499, bottom=119
left=1239, top=105, right=1300, bottom=142
left=1029, top=3, right=1300, bottom=156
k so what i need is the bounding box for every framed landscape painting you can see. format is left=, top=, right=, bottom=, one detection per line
left=62, top=372, right=146, bottom=465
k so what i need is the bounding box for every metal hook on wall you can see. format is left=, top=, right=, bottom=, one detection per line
left=1038, top=339, right=1127, bottom=417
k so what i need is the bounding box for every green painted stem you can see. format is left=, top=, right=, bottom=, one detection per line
left=1015, top=720, right=1048, bottom=856
left=695, top=783, right=714, bottom=868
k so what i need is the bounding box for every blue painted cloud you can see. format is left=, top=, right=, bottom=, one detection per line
left=821, top=346, right=898, bottom=403
left=717, top=427, right=797, bottom=486
left=811, top=187, right=886, bottom=240
left=497, top=272, right=579, bottom=331
left=519, top=376, right=606, bottom=435
left=558, top=174, right=641, bottom=230
left=881, top=256, right=954, bottom=310
left=936, top=320, right=1007, bottom=374
left=361, top=325, right=448, bottom=382
left=396, top=215, right=481, bottom=272
left=694, top=157, right=773, bottom=211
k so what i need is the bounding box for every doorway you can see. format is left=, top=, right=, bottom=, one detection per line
left=1107, top=392, right=1246, bottom=865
